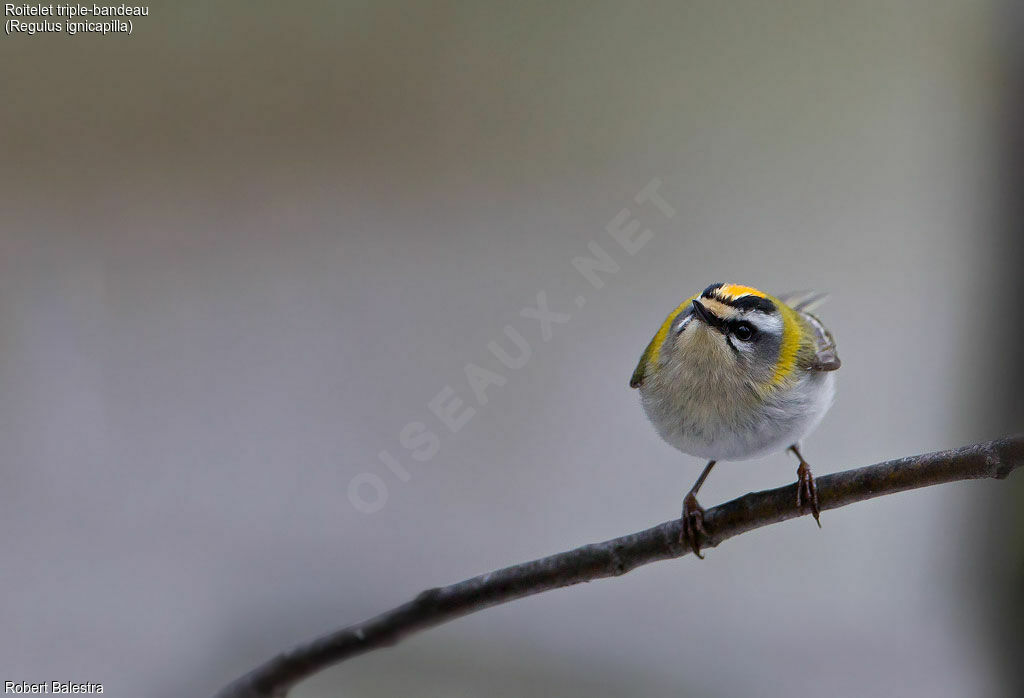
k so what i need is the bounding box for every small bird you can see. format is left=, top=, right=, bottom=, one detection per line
left=630, top=283, right=840, bottom=557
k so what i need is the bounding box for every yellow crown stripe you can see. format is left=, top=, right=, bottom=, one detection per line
left=715, top=284, right=767, bottom=300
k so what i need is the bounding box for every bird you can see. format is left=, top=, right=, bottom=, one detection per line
left=630, top=282, right=840, bottom=557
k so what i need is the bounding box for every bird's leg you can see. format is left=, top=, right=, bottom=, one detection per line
left=789, top=444, right=821, bottom=527
left=680, top=460, right=716, bottom=558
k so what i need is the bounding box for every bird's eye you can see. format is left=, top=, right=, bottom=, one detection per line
left=733, top=322, right=755, bottom=341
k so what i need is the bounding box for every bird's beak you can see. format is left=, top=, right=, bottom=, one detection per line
left=691, top=299, right=722, bottom=329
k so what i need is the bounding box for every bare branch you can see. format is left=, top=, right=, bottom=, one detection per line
left=214, top=437, right=1023, bottom=698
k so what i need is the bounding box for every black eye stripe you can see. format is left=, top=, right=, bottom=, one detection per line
left=729, top=320, right=757, bottom=340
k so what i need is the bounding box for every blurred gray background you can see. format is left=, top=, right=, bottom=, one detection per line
left=1, top=2, right=1020, bottom=697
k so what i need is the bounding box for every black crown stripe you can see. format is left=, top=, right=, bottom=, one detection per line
left=700, top=282, right=725, bottom=299
left=720, top=294, right=776, bottom=314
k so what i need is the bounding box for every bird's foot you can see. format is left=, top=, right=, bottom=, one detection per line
left=680, top=492, right=707, bottom=558
left=796, top=461, right=821, bottom=527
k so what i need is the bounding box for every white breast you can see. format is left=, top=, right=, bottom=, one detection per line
left=640, top=370, right=835, bottom=461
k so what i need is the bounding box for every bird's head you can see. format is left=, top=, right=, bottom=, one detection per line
left=661, top=283, right=793, bottom=388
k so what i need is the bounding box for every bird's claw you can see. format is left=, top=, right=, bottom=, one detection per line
left=796, top=461, right=821, bottom=527
left=680, top=492, right=707, bottom=558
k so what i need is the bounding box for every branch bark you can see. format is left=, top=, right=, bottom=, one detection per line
left=214, top=436, right=1023, bottom=698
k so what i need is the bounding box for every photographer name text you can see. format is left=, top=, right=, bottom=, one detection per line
left=4, top=682, right=103, bottom=694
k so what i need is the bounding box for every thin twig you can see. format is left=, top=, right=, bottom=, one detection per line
left=214, top=437, right=1023, bottom=698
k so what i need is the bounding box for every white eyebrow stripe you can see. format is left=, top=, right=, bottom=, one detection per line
left=749, top=313, right=784, bottom=334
